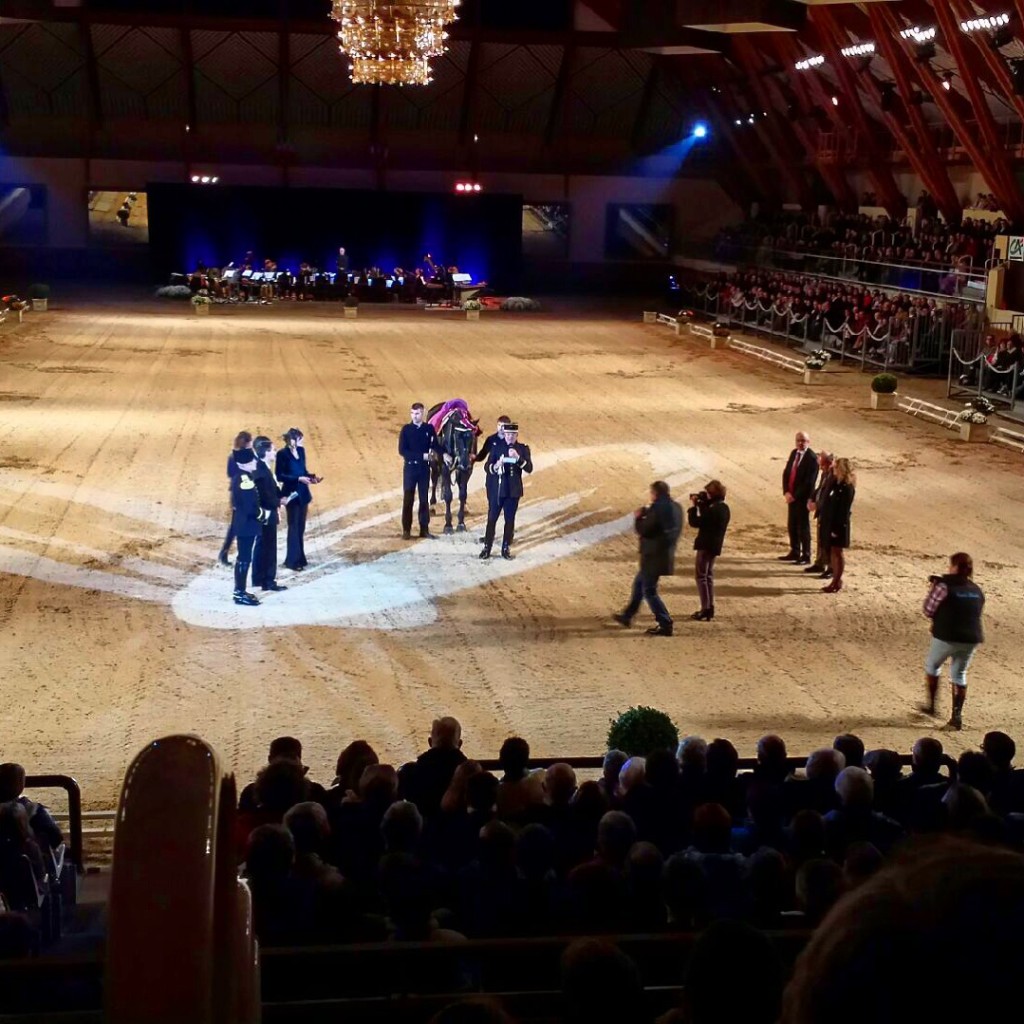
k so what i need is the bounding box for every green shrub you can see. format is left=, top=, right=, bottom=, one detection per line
left=607, top=706, right=679, bottom=757
left=871, top=373, right=898, bottom=394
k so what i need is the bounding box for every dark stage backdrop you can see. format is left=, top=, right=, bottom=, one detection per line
left=147, top=186, right=523, bottom=290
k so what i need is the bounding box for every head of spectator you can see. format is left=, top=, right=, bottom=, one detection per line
left=596, top=810, right=636, bottom=868
left=560, top=939, right=647, bottom=1024
left=498, top=737, right=530, bottom=782
left=707, top=738, right=739, bottom=780
left=942, top=782, right=989, bottom=831
left=334, top=741, right=379, bottom=794
left=835, top=766, right=874, bottom=810
left=756, top=734, right=789, bottom=783
left=253, top=760, right=310, bottom=819
left=381, top=800, right=423, bottom=855
left=0, top=801, right=32, bottom=850
left=664, top=851, right=708, bottom=927
left=958, top=751, right=994, bottom=796
left=842, top=841, right=883, bottom=890
left=982, top=731, right=1016, bottom=772
left=601, top=749, right=628, bottom=799
left=790, top=809, right=826, bottom=863
left=676, top=736, right=708, bottom=775
left=427, top=999, right=515, bottom=1024
left=618, top=757, right=646, bottom=797
left=544, top=763, right=577, bottom=807
left=466, top=770, right=498, bottom=816
left=0, top=763, right=27, bottom=802
left=358, top=763, right=400, bottom=807
left=910, top=736, right=944, bottom=778
left=245, top=824, right=295, bottom=885
left=626, top=841, right=665, bottom=907
left=282, top=801, right=330, bottom=860
left=645, top=748, right=679, bottom=791
left=833, top=734, right=864, bottom=770
left=378, top=852, right=436, bottom=940
left=783, top=840, right=1024, bottom=1024
left=478, top=820, right=517, bottom=873
left=428, top=716, right=463, bottom=751
left=440, top=760, right=482, bottom=815
left=684, top=919, right=784, bottom=1024
left=748, top=847, right=788, bottom=927
left=796, top=859, right=844, bottom=925
left=516, top=823, right=555, bottom=882
left=806, top=748, right=845, bottom=784
left=863, top=748, right=903, bottom=784
left=570, top=780, right=609, bottom=829
left=692, top=803, right=732, bottom=855
left=266, top=735, right=303, bottom=765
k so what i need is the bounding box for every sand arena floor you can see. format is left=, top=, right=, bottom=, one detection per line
left=1, top=297, right=1022, bottom=810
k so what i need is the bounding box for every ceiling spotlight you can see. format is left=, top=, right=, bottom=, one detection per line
left=841, top=41, right=875, bottom=58
left=692, top=121, right=708, bottom=139
left=191, top=175, right=200, bottom=182
left=201, top=176, right=211, bottom=183
left=472, top=183, right=482, bottom=192
left=734, top=118, right=742, bottom=125
left=455, top=183, right=466, bottom=191
left=961, top=13, right=1010, bottom=33
left=794, top=54, right=825, bottom=71
left=900, top=25, right=936, bottom=42
left=211, top=176, right=219, bottom=184
left=942, top=72, right=954, bottom=91
left=831, top=95, right=839, bottom=106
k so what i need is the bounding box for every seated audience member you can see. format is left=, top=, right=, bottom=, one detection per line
left=733, top=782, right=787, bottom=855
left=753, top=734, right=790, bottom=787
left=515, top=823, right=563, bottom=935
left=841, top=841, right=883, bottom=891
left=326, top=740, right=379, bottom=806
left=956, top=750, right=994, bottom=800
left=560, top=939, right=649, bottom=1024
left=566, top=811, right=636, bottom=932
left=381, top=800, right=424, bottom=856
left=683, top=803, right=748, bottom=919
left=0, top=764, right=62, bottom=854
left=782, top=840, right=1024, bottom=1024
left=599, top=749, right=628, bottom=805
left=983, top=731, right=1024, bottom=814
left=676, top=736, right=708, bottom=820
left=941, top=783, right=990, bottom=833
left=560, top=781, right=610, bottom=875
left=618, top=756, right=647, bottom=800
left=495, top=737, right=544, bottom=822
left=245, top=824, right=310, bottom=945
left=670, top=919, right=783, bottom=1024
left=823, top=767, right=904, bottom=857
left=787, top=809, right=826, bottom=868
left=832, top=734, right=865, bottom=769
left=283, top=801, right=341, bottom=885
left=0, top=803, right=46, bottom=914
left=862, top=748, right=903, bottom=820
left=399, top=716, right=467, bottom=819
left=663, top=851, right=709, bottom=929
left=623, top=749, right=686, bottom=854
left=379, top=852, right=465, bottom=948
left=440, top=760, right=483, bottom=815
left=896, top=736, right=950, bottom=828
left=238, top=737, right=325, bottom=813
left=538, top=763, right=578, bottom=869
left=236, top=759, right=311, bottom=854
left=625, top=841, right=667, bottom=931
left=701, top=739, right=745, bottom=818
left=456, top=820, right=521, bottom=937
left=747, top=847, right=789, bottom=928
left=425, top=768, right=496, bottom=872
left=787, top=749, right=845, bottom=816
left=329, top=763, right=399, bottom=881
left=794, top=859, right=844, bottom=926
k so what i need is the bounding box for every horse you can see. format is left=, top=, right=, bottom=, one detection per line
left=427, top=400, right=480, bottom=533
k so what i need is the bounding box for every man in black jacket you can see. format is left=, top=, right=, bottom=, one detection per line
left=805, top=451, right=834, bottom=579
left=251, top=435, right=288, bottom=593
left=614, top=480, right=683, bottom=637
left=921, top=552, right=986, bottom=730
left=687, top=479, right=731, bottom=621
left=230, top=450, right=272, bottom=606
left=781, top=431, right=818, bottom=564
left=480, top=423, right=532, bottom=560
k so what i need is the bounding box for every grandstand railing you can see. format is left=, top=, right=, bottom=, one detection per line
left=947, top=326, right=1023, bottom=417
left=25, top=774, right=84, bottom=875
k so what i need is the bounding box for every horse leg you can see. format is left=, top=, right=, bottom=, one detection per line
left=442, top=472, right=454, bottom=534
left=456, top=469, right=469, bottom=531
left=429, top=462, right=439, bottom=509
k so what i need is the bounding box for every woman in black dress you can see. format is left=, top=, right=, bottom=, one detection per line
left=275, top=427, right=320, bottom=571
left=824, top=458, right=855, bottom=594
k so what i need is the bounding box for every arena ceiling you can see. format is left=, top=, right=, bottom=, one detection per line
left=3, top=1, right=1024, bottom=217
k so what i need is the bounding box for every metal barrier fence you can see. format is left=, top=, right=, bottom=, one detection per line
left=25, top=773, right=85, bottom=874
left=947, top=326, right=1022, bottom=415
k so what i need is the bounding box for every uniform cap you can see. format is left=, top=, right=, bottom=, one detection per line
left=504, top=423, right=519, bottom=433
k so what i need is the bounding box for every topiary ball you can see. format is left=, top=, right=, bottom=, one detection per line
left=607, top=706, right=679, bottom=757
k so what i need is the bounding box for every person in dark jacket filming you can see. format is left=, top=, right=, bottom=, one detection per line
left=613, top=480, right=683, bottom=637
left=687, top=480, right=731, bottom=622
left=920, top=552, right=985, bottom=731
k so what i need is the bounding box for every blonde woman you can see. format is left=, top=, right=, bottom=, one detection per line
left=824, top=458, right=856, bottom=593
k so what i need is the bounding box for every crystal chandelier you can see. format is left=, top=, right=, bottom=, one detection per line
left=331, top=0, right=461, bottom=86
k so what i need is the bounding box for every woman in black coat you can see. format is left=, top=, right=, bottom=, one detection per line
left=275, top=427, right=320, bottom=571
left=824, top=458, right=855, bottom=594
left=218, top=430, right=252, bottom=566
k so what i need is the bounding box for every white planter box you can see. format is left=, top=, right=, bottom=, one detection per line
left=343, top=307, right=358, bottom=318
left=466, top=310, right=480, bottom=321
left=959, top=420, right=990, bottom=443
left=192, top=303, right=210, bottom=315
left=871, top=391, right=897, bottom=410
left=803, top=368, right=823, bottom=385
left=31, top=298, right=48, bottom=312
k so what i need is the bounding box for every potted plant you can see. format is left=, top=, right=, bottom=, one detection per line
left=957, top=396, right=995, bottom=442
left=803, top=349, right=830, bottom=384
left=28, top=284, right=50, bottom=312
left=190, top=291, right=212, bottom=315
left=463, top=298, right=482, bottom=321
left=343, top=295, right=359, bottom=319
left=870, top=372, right=899, bottom=410
left=642, top=310, right=658, bottom=323
left=712, top=321, right=730, bottom=339
left=607, top=706, right=679, bottom=758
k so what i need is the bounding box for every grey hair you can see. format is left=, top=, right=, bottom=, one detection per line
left=676, top=736, right=708, bottom=768
left=835, top=766, right=874, bottom=807
left=806, top=748, right=846, bottom=781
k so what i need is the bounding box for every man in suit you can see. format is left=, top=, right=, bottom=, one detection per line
left=480, top=423, right=533, bottom=561
left=251, top=435, right=288, bottom=594
left=806, top=451, right=834, bottom=578
left=398, top=402, right=442, bottom=539
left=475, top=415, right=511, bottom=528
left=230, top=449, right=272, bottom=606
left=613, top=480, right=684, bottom=637
left=780, top=431, right=818, bottom=564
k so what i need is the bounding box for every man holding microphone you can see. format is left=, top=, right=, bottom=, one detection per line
left=687, top=480, right=731, bottom=621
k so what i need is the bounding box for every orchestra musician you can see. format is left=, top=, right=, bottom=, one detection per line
left=260, top=260, right=277, bottom=303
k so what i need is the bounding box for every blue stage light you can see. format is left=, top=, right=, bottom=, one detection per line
left=692, top=122, right=708, bottom=139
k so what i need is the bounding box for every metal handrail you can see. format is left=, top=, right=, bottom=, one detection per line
left=25, top=773, right=84, bottom=874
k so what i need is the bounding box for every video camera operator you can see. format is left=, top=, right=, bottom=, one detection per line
left=687, top=480, right=731, bottom=621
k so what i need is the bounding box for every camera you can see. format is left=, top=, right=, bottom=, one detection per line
left=928, top=574, right=942, bottom=585
left=690, top=490, right=710, bottom=505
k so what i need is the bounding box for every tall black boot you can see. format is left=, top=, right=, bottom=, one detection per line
left=949, top=687, right=966, bottom=731
left=921, top=674, right=939, bottom=716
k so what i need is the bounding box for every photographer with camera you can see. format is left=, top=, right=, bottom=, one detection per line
left=921, top=552, right=985, bottom=731
left=686, top=481, right=731, bottom=621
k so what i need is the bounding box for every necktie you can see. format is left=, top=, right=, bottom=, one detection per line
left=789, top=451, right=802, bottom=493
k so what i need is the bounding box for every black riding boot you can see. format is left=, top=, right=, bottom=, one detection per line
left=949, top=687, right=966, bottom=731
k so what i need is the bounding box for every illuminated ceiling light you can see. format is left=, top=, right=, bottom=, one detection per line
left=472, top=183, right=482, bottom=192
left=794, top=54, right=825, bottom=71
left=191, top=175, right=200, bottom=182
left=900, top=25, right=936, bottom=42
left=201, top=176, right=211, bottom=183
left=831, top=95, right=839, bottom=106
left=960, top=13, right=1010, bottom=33
left=841, top=41, right=875, bottom=58
left=942, top=72, right=954, bottom=90
left=211, top=176, right=219, bottom=183
left=331, top=0, right=460, bottom=86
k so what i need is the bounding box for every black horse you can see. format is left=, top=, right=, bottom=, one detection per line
left=427, top=402, right=480, bottom=533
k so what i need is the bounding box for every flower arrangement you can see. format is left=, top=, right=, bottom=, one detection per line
left=805, top=349, right=831, bottom=371
left=190, top=291, right=212, bottom=306
left=958, top=396, right=995, bottom=424
left=462, top=299, right=482, bottom=311
left=871, top=373, right=898, bottom=394
left=676, top=308, right=694, bottom=320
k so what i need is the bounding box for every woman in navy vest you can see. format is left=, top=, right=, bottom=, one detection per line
left=275, top=427, right=320, bottom=571
left=218, top=430, right=252, bottom=565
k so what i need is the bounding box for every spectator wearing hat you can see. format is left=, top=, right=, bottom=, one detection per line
left=251, top=435, right=288, bottom=593
left=480, top=422, right=533, bottom=560
left=230, top=448, right=271, bottom=606
left=275, top=427, right=321, bottom=571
